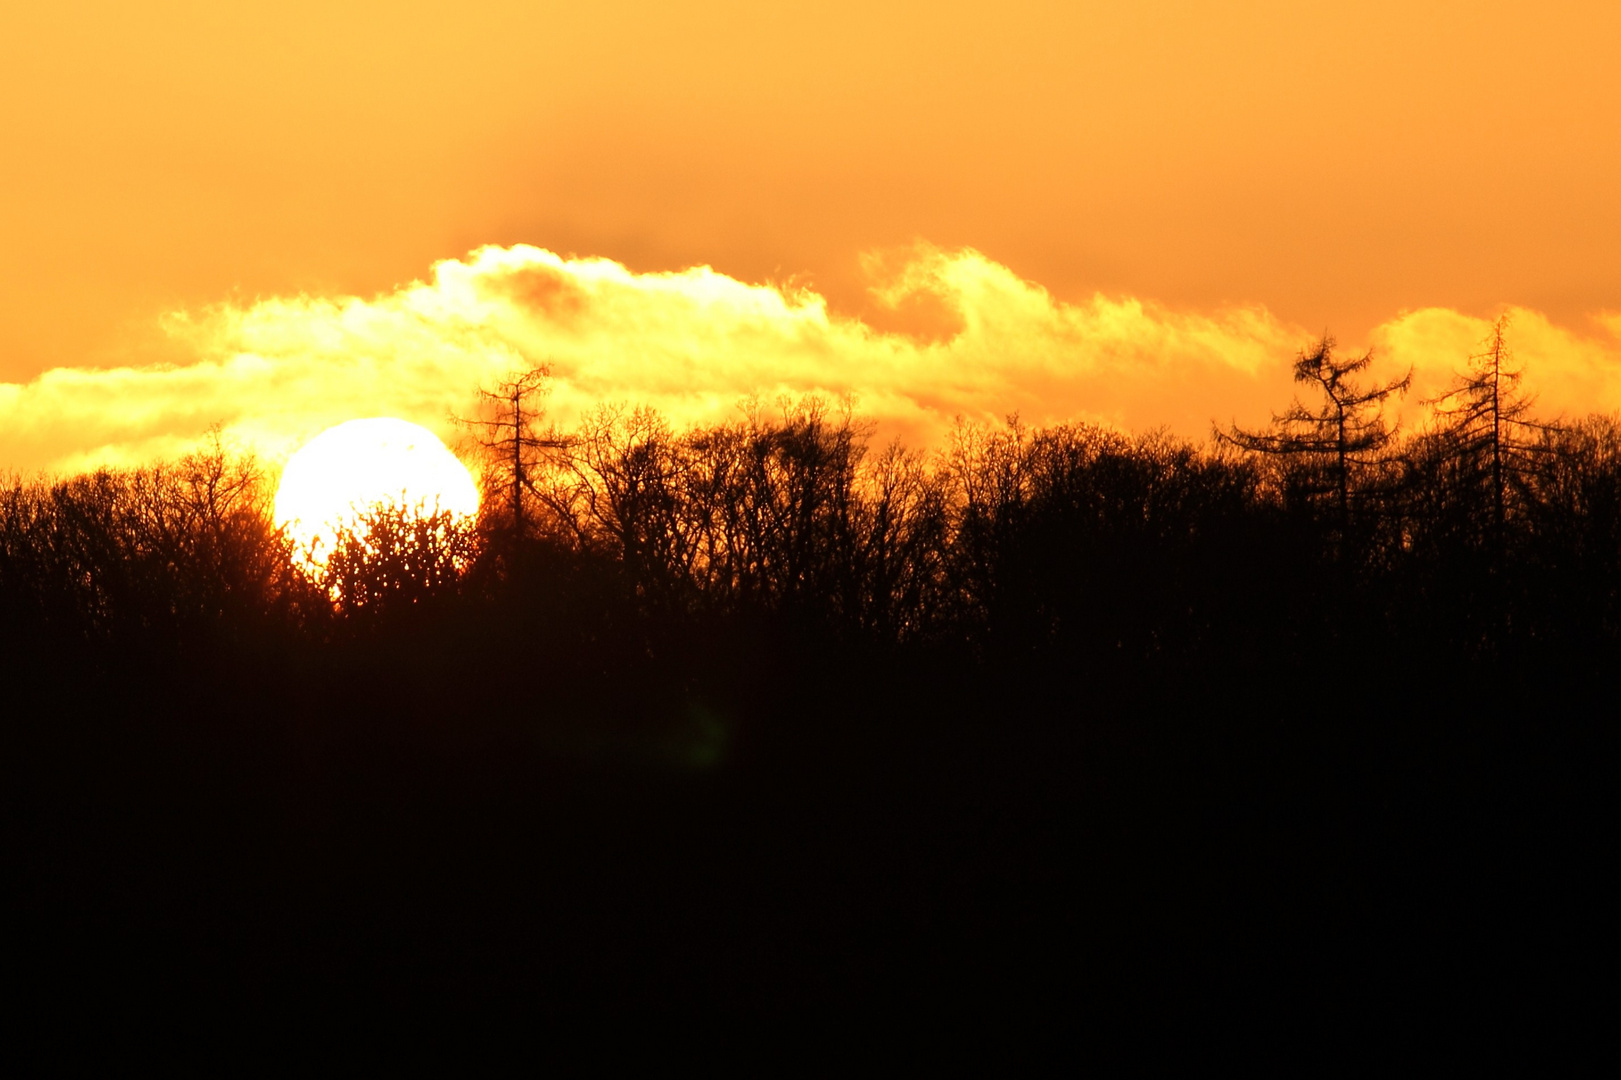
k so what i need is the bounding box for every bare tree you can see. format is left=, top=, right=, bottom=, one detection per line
left=458, top=366, right=570, bottom=554
left=1427, top=315, right=1556, bottom=546
left=1219, top=335, right=1411, bottom=532
left=319, top=502, right=478, bottom=621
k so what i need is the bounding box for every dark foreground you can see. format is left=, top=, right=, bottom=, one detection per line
left=3, top=403, right=1617, bottom=1036
left=3, top=619, right=1609, bottom=1032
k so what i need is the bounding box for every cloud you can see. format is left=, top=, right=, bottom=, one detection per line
left=3, top=243, right=1619, bottom=478
left=1369, top=306, right=1621, bottom=428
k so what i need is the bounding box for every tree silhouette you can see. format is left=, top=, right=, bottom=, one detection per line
left=0, top=443, right=299, bottom=652
left=318, top=501, right=478, bottom=621
left=547, top=404, right=698, bottom=602
left=1426, top=315, right=1555, bottom=551
left=460, top=366, right=570, bottom=555
left=1220, top=336, right=1410, bottom=538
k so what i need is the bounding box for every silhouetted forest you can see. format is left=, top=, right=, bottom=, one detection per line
left=2, top=329, right=1612, bottom=1028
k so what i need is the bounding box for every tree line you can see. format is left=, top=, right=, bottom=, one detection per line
left=6, top=318, right=1621, bottom=688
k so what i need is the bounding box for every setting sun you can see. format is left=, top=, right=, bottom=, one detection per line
left=273, top=417, right=479, bottom=572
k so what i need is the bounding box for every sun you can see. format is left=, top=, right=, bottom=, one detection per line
left=274, top=418, right=480, bottom=573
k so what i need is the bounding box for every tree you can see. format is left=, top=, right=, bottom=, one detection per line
left=1219, top=335, right=1411, bottom=533
left=319, top=502, right=478, bottom=621
left=1427, top=315, right=1554, bottom=547
left=459, top=366, right=570, bottom=556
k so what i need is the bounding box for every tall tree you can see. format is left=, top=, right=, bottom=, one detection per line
left=1427, top=315, right=1553, bottom=547
left=1220, top=335, right=1411, bottom=532
left=459, top=366, right=569, bottom=553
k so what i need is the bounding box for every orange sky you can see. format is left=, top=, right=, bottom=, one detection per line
left=3, top=2, right=1620, bottom=470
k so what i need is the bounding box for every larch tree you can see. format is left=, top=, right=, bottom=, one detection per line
left=1427, top=315, right=1555, bottom=549
left=1219, top=335, right=1411, bottom=534
left=459, top=366, right=571, bottom=563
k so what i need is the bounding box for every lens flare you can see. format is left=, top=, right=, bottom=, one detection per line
left=273, top=417, right=479, bottom=573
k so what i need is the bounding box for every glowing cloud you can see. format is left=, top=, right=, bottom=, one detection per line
left=2, top=244, right=1620, bottom=479
left=1369, top=306, right=1621, bottom=428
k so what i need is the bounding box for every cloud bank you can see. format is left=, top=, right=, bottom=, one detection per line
left=3, top=244, right=1620, bottom=477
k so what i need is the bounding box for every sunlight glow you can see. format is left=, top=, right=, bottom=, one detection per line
left=6, top=245, right=1621, bottom=477
left=273, top=417, right=479, bottom=574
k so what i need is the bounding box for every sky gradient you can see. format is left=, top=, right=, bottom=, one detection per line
left=3, top=1, right=1618, bottom=470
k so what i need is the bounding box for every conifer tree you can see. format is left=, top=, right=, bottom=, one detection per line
left=1220, top=335, right=1411, bottom=532
left=459, top=366, right=570, bottom=560
left=1427, top=315, right=1554, bottom=548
